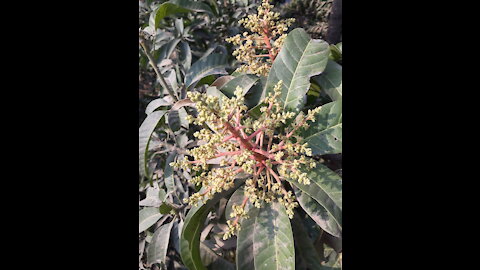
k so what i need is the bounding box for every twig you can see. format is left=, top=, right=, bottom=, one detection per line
left=139, top=39, right=178, bottom=102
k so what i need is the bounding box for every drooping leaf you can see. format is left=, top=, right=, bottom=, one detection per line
left=184, top=53, right=228, bottom=89
left=164, top=151, right=177, bottom=195
left=236, top=202, right=295, bottom=270
left=139, top=110, right=167, bottom=177
left=139, top=207, right=162, bottom=233
left=312, top=60, right=342, bottom=101
left=287, top=162, right=342, bottom=229
left=294, top=188, right=341, bottom=237
left=291, top=214, right=325, bottom=270
left=147, top=221, right=175, bottom=266
left=261, top=28, right=330, bottom=113
left=180, top=178, right=246, bottom=270
left=300, top=100, right=342, bottom=155
left=145, top=98, right=173, bottom=115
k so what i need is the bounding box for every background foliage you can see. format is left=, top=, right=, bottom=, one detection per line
left=139, top=1, right=342, bottom=269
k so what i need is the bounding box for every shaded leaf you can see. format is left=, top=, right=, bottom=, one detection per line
left=291, top=213, right=325, bottom=270
left=200, top=242, right=235, bottom=270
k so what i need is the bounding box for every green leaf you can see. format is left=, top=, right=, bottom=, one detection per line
left=147, top=221, right=174, bottom=266
left=236, top=202, right=295, bottom=270
left=180, top=178, right=246, bottom=270
left=262, top=28, right=330, bottom=112
left=291, top=214, right=325, bottom=270
left=295, top=188, right=341, bottom=237
left=139, top=110, right=167, bottom=177
left=287, top=162, right=342, bottom=229
left=159, top=203, right=173, bottom=214
left=300, top=100, right=342, bottom=155
left=139, top=207, right=162, bottom=233
left=313, top=60, right=342, bottom=101
left=164, top=151, right=177, bottom=195
left=184, top=53, right=228, bottom=89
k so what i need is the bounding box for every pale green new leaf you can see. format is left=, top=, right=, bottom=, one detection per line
left=263, top=28, right=330, bottom=112
left=184, top=53, right=228, bottom=89
left=300, top=100, right=342, bottom=155
left=139, top=110, right=167, bottom=177
left=139, top=207, right=162, bottom=233
left=287, top=162, right=342, bottom=229
left=237, top=202, right=295, bottom=270
left=147, top=221, right=174, bottom=266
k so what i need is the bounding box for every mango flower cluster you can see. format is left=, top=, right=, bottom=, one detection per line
left=226, top=0, right=295, bottom=76
left=171, top=82, right=322, bottom=239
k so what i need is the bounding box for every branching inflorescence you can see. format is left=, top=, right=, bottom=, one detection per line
left=171, top=82, right=322, bottom=240
left=226, top=0, right=295, bottom=76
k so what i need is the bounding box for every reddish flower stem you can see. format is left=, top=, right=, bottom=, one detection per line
left=247, top=127, right=265, bottom=140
